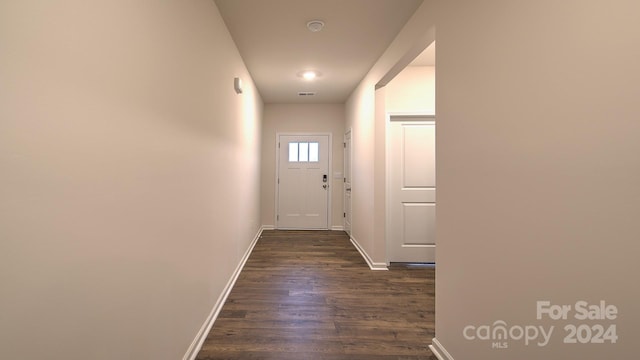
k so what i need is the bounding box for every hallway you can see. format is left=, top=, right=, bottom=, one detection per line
left=4, top=1, right=638, bottom=359
left=196, top=230, right=436, bottom=359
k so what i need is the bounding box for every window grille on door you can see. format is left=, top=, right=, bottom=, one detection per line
left=288, top=142, right=319, bottom=162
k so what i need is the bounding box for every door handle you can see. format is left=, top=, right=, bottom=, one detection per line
left=346, top=188, right=351, bottom=192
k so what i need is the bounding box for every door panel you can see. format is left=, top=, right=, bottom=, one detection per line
left=277, top=135, right=329, bottom=229
left=402, top=203, right=436, bottom=245
left=388, top=118, right=436, bottom=263
left=402, top=126, right=436, bottom=186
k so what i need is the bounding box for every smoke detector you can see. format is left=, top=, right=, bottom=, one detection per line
left=306, top=20, right=325, bottom=32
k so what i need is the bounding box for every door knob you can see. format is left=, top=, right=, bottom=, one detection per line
left=323, top=184, right=328, bottom=189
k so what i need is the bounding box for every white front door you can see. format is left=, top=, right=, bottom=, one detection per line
left=277, top=134, right=330, bottom=229
left=344, top=130, right=352, bottom=236
left=387, top=116, right=436, bottom=263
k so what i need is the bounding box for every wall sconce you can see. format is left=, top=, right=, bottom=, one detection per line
left=234, top=77, right=243, bottom=94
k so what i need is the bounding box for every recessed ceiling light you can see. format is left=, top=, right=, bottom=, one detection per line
left=298, top=70, right=321, bottom=80
left=307, top=20, right=325, bottom=32
left=302, top=71, right=317, bottom=80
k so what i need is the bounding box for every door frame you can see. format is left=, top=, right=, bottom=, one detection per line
left=275, top=132, right=333, bottom=230
left=385, top=113, right=436, bottom=264
left=343, top=128, right=353, bottom=236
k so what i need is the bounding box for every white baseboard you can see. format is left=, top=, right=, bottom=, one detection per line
left=429, top=338, right=454, bottom=360
left=349, top=236, right=388, bottom=270
left=182, top=226, right=265, bottom=360
left=265, top=225, right=342, bottom=231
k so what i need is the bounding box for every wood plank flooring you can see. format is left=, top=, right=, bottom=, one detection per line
left=196, top=230, right=436, bottom=360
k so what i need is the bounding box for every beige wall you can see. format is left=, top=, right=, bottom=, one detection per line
left=434, top=1, right=640, bottom=359
left=345, top=81, right=377, bottom=260
left=386, top=66, right=436, bottom=114
left=348, top=0, right=639, bottom=358
left=260, top=104, right=345, bottom=229
left=0, top=1, right=262, bottom=359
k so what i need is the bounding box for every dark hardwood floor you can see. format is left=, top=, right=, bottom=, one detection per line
left=196, top=230, right=436, bottom=360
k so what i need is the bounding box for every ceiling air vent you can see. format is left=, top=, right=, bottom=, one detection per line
left=298, top=92, right=316, bottom=97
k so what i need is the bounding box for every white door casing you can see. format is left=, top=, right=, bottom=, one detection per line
left=276, top=134, right=330, bottom=229
left=344, top=130, right=352, bottom=236
left=387, top=115, right=436, bottom=263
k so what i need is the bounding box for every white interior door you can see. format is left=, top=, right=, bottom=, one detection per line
left=277, top=134, right=330, bottom=229
left=387, top=116, right=436, bottom=263
left=344, top=130, right=352, bottom=236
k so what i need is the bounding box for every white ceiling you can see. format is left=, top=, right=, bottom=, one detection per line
left=215, top=0, right=427, bottom=104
